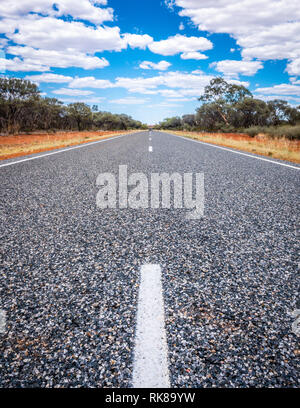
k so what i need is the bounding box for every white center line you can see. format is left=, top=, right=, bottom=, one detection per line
left=149, top=146, right=153, bottom=152
left=0, top=310, right=6, bottom=335
left=132, top=264, right=170, bottom=388
left=149, top=137, right=152, bottom=141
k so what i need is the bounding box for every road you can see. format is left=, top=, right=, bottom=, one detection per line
left=0, top=131, right=299, bottom=388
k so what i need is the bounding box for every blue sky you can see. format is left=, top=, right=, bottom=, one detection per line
left=0, top=0, right=299, bottom=124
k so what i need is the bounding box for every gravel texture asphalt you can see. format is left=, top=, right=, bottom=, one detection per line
left=0, top=131, right=299, bottom=388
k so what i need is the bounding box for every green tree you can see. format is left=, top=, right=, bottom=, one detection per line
left=0, top=77, right=40, bottom=133
left=67, top=102, right=92, bottom=131
left=199, top=77, right=252, bottom=126
left=232, top=98, right=270, bottom=128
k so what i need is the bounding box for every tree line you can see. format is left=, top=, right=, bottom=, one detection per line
left=0, top=77, right=147, bottom=134
left=156, top=77, right=300, bottom=139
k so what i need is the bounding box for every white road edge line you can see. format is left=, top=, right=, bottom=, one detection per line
left=149, top=146, right=153, bottom=152
left=0, top=310, right=6, bottom=335
left=0, top=132, right=140, bottom=169
left=169, top=132, right=300, bottom=170
left=132, top=264, right=170, bottom=388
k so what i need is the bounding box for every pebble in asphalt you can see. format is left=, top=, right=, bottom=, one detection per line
left=0, top=131, right=299, bottom=387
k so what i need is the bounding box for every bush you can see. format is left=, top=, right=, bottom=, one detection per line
left=242, top=125, right=300, bottom=140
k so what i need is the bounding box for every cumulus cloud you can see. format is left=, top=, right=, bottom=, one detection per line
left=139, top=61, right=171, bottom=71
left=24, top=73, right=73, bottom=83
left=69, top=76, right=115, bottom=89
left=148, top=34, right=212, bottom=56
left=254, top=94, right=300, bottom=103
left=2, top=16, right=126, bottom=53
left=173, top=0, right=300, bottom=75
left=112, top=71, right=248, bottom=96
left=52, top=88, right=94, bottom=96
left=122, top=34, right=153, bottom=50
left=7, top=46, right=109, bottom=70
left=63, top=71, right=215, bottom=97
left=180, top=51, right=208, bottom=60
left=286, top=58, right=300, bottom=77
left=0, top=57, right=48, bottom=72
left=0, top=9, right=157, bottom=71
left=255, top=83, right=300, bottom=96
left=210, top=59, right=263, bottom=77
left=0, top=0, right=113, bottom=24
left=110, top=97, right=149, bottom=105
left=115, top=71, right=215, bottom=96
left=59, top=96, right=106, bottom=104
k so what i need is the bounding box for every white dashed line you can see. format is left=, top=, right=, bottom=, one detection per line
left=132, top=264, right=170, bottom=388
left=0, top=310, right=6, bottom=335
left=149, top=137, right=152, bottom=141
left=290, top=309, right=300, bottom=336
left=149, top=146, right=153, bottom=152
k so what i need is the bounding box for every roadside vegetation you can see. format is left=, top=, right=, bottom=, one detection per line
left=156, top=77, right=300, bottom=163
left=0, top=130, right=138, bottom=160
left=156, top=77, right=300, bottom=139
left=0, top=77, right=147, bottom=159
left=168, top=130, right=300, bottom=164
left=0, top=77, right=147, bottom=135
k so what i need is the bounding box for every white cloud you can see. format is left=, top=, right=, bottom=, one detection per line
left=7, top=46, right=109, bottom=70
left=148, top=34, right=212, bottom=56
left=210, top=59, right=263, bottom=77
left=66, top=71, right=214, bottom=97
left=192, top=69, right=204, bottom=74
left=254, top=94, right=300, bottom=103
left=0, top=13, right=156, bottom=70
left=52, top=88, right=94, bottom=96
left=59, top=96, right=106, bottom=104
left=114, top=71, right=214, bottom=97
left=173, top=1, right=300, bottom=74
left=166, top=97, right=191, bottom=101
left=122, top=34, right=153, bottom=50
left=2, top=16, right=126, bottom=53
left=180, top=51, right=208, bottom=60
left=255, top=83, right=300, bottom=96
left=112, top=71, right=248, bottom=97
left=154, top=102, right=183, bottom=107
left=286, top=58, right=300, bottom=77
left=139, top=61, right=171, bottom=71
left=226, top=79, right=250, bottom=87
left=110, top=97, right=149, bottom=105
left=0, top=0, right=113, bottom=24
left=179, top=22, right=185, bottom=30
left=69, top=76, right=115, bottom=89
left=24, top=73, right=73, bottom=83
left=0, top=57, right=48, bottom=72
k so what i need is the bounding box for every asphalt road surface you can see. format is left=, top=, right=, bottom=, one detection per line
left=0, top=131, right=299, bottom=388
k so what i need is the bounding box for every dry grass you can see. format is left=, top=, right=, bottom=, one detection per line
left=169, top=131, right=300, bottom=164
left=0, top=130, right=137, bottom=160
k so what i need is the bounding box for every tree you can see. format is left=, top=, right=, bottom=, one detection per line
left=67, top=102, right=92, bottom=131
left=267, top=99, right=300, bottom=125
left=198, top=77, right=252, bottom=126
left=232, top=98, right=270, bottom=128
left=182, top=114, right=196, bottom=129
left=159, top=116, right=182, bottom=129
left=0, top=77, right=40, bottom=133
left=196, top=103, right=225, bottom=131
